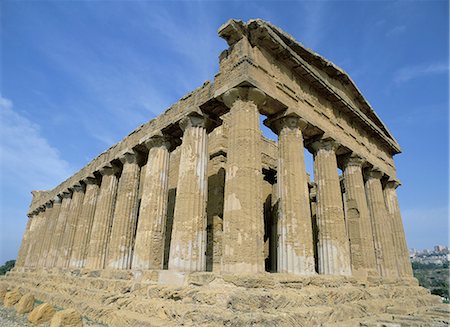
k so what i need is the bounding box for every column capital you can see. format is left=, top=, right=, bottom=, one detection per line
left=269, top=113, right=308, bottom=134
left=72, top=183, right=85, bottom=193
left=179, top=113, right=207, bottom=131
left=384, top=179, right=401, bottom=189
left=143, top=135, right=172, bottom=150
left=53, top=196, right=62, bottom=204
left=339, top=153, right=365, bottom=169
left=364, top=168, right=383, bottom=180
left=60, top=191, right=72, bottom=199
left=99, top=164, right=120, bottom=176
left=221, top=86, right=266, bottom=108
left=310, top=136, right=339, bottom=154
left=82, top=176, right=99, bottom=185
left=119, top=150, right=139, bottom=165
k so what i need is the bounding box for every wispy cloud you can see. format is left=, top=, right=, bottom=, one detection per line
left=394, top=62, right=449, bottom=84
left=386, top=25, right=406, bottom=37
left=0, top=96, right=74, bottom=261
left=0, top=96, right=73, bottom=192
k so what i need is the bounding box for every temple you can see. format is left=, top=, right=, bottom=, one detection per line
left=3, top=19, right=447, bottom=326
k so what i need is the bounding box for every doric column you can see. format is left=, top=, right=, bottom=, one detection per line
left=365, top=169, right=398, bottom=278
left=311, top=137, right=351, bottom=276
left=270, top=114, right=315, bottom=275
left=106, top=151, right=141, bottom=270
left=56, top=184, right=85, bottom=268
left=28, top=207, right=47, bottom=267
left=341, top=155, right=377, bottom=277
left=168, top=114, right=208, bottom=272
left=42, top=197, right=62, bottom=268
left=15, top=216, right=33, bottom=267
left=69, top=177, right=100, bottom=268
left=36, top=201, right=55, bottom=267
left=85, top=165, right=119, bottom=269
left=46, top=192, right=71, bottom=268
left=221, top=87, right=265, bottom=273
left=23, top=211, right=41, bottom=267
left=132, top=136, right=170, bottom=270
left=383, top=180, right=413, bottom=277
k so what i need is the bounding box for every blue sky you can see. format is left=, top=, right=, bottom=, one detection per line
left=0, top=1, right=448, bottom=263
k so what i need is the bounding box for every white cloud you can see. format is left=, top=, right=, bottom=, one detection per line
left=394, top=63, right=449, bottom=84
left=0, top=96, right=74, bottom=262
left=0, top=95, right=73, bottom=195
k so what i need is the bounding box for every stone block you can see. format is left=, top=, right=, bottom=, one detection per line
left=3, top=289, right=22, bottom=307
left=15, top=293, right=35, bottom=314
left=29, top=303, right=55, bottom=325
left=50, top=308, right=83, bottom=327
left=0, top=284, right=8, bottom=304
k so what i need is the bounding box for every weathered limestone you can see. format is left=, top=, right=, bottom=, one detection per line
left=85, top=165, right=119, bottom=270
left=24, top=208, right=45, bottom=267
left=271, top=114, right=315, bottom=275
left=15, top=293, right=35, bottom=314
left=50, top=309, right=83, bottom=327
left=168, top=114, right=208, bottom=272
left=46, top=192, right=71, bottom=268
left=384, top=180, right=413, bottom=277
left=36, top=202, right=54, bottom=267
left=106, top=151, right=141, bottom=270
left=69, top=178, right=100, bottom=268
left=15, top=217, right=33, bottom=267
left=29, top=303, right=55, bottom=325
left=40, top=198, right=62, bottom=267
left=132, top=136, right=171, bottom=270
left=311, top=137, right=351, bottom=276
left=221, top=87, right=266, bottom=273
left=341, top=154, right=377, bottom=277
left=57, top=185, right=85, bottom=268
left=365, top=168, right=398, bottom=278
left=3, top=289, right=22, bottom=307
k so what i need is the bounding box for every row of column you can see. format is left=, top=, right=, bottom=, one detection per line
left=16, top=86, right=412, bottom=279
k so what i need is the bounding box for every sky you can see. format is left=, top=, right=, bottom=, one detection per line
left=0, top=0, right=448, bottom=263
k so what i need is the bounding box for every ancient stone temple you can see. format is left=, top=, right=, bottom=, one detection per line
left=2, top=19, right=448, bottom=326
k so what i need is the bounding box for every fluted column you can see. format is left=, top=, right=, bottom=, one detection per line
left=56, top=184, right=85, bottom=268
left=311, top=138, right=351, bottom=276
left=36, top=202, right=56, bottom=267
left=365, top=169, right=398, bottom=278
left=42, top=197, right=62, bottom=268
left=69, top=177, right=100, bottom=268
left=221, top=87, right=265, bottom=273
left=23, top=210, right=41, bottom=267
left=28, top=208, right=47, bottom=267
left=132, top=136, right=170, bottom=270
left=168, top=114, right=208, bottom=272
left=46, top=192, right=71, bottom=268
left=106, top=151, right=141, bottom=270
left=271, top=115, right=315, bottom=275
left=383, top=180, right=413, bottom=277
left=341, top=155, right=377, bottom=277
left=85, top=166, right=119, bottom=269
left=15, top=216, right=33, bottom=267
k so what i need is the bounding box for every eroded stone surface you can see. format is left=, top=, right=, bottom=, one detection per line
left=28, top=303, right=55, bottom=324
left=3, top=290, right=22, bottom=308
left=15, top=293, right=35, bottom=314
left=50, top=309, right=83, bottom=327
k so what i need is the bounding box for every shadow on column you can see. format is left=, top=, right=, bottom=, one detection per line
left=163, top=188, right=176, bottom=270
left=206, top=167, right=225, bottom=272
